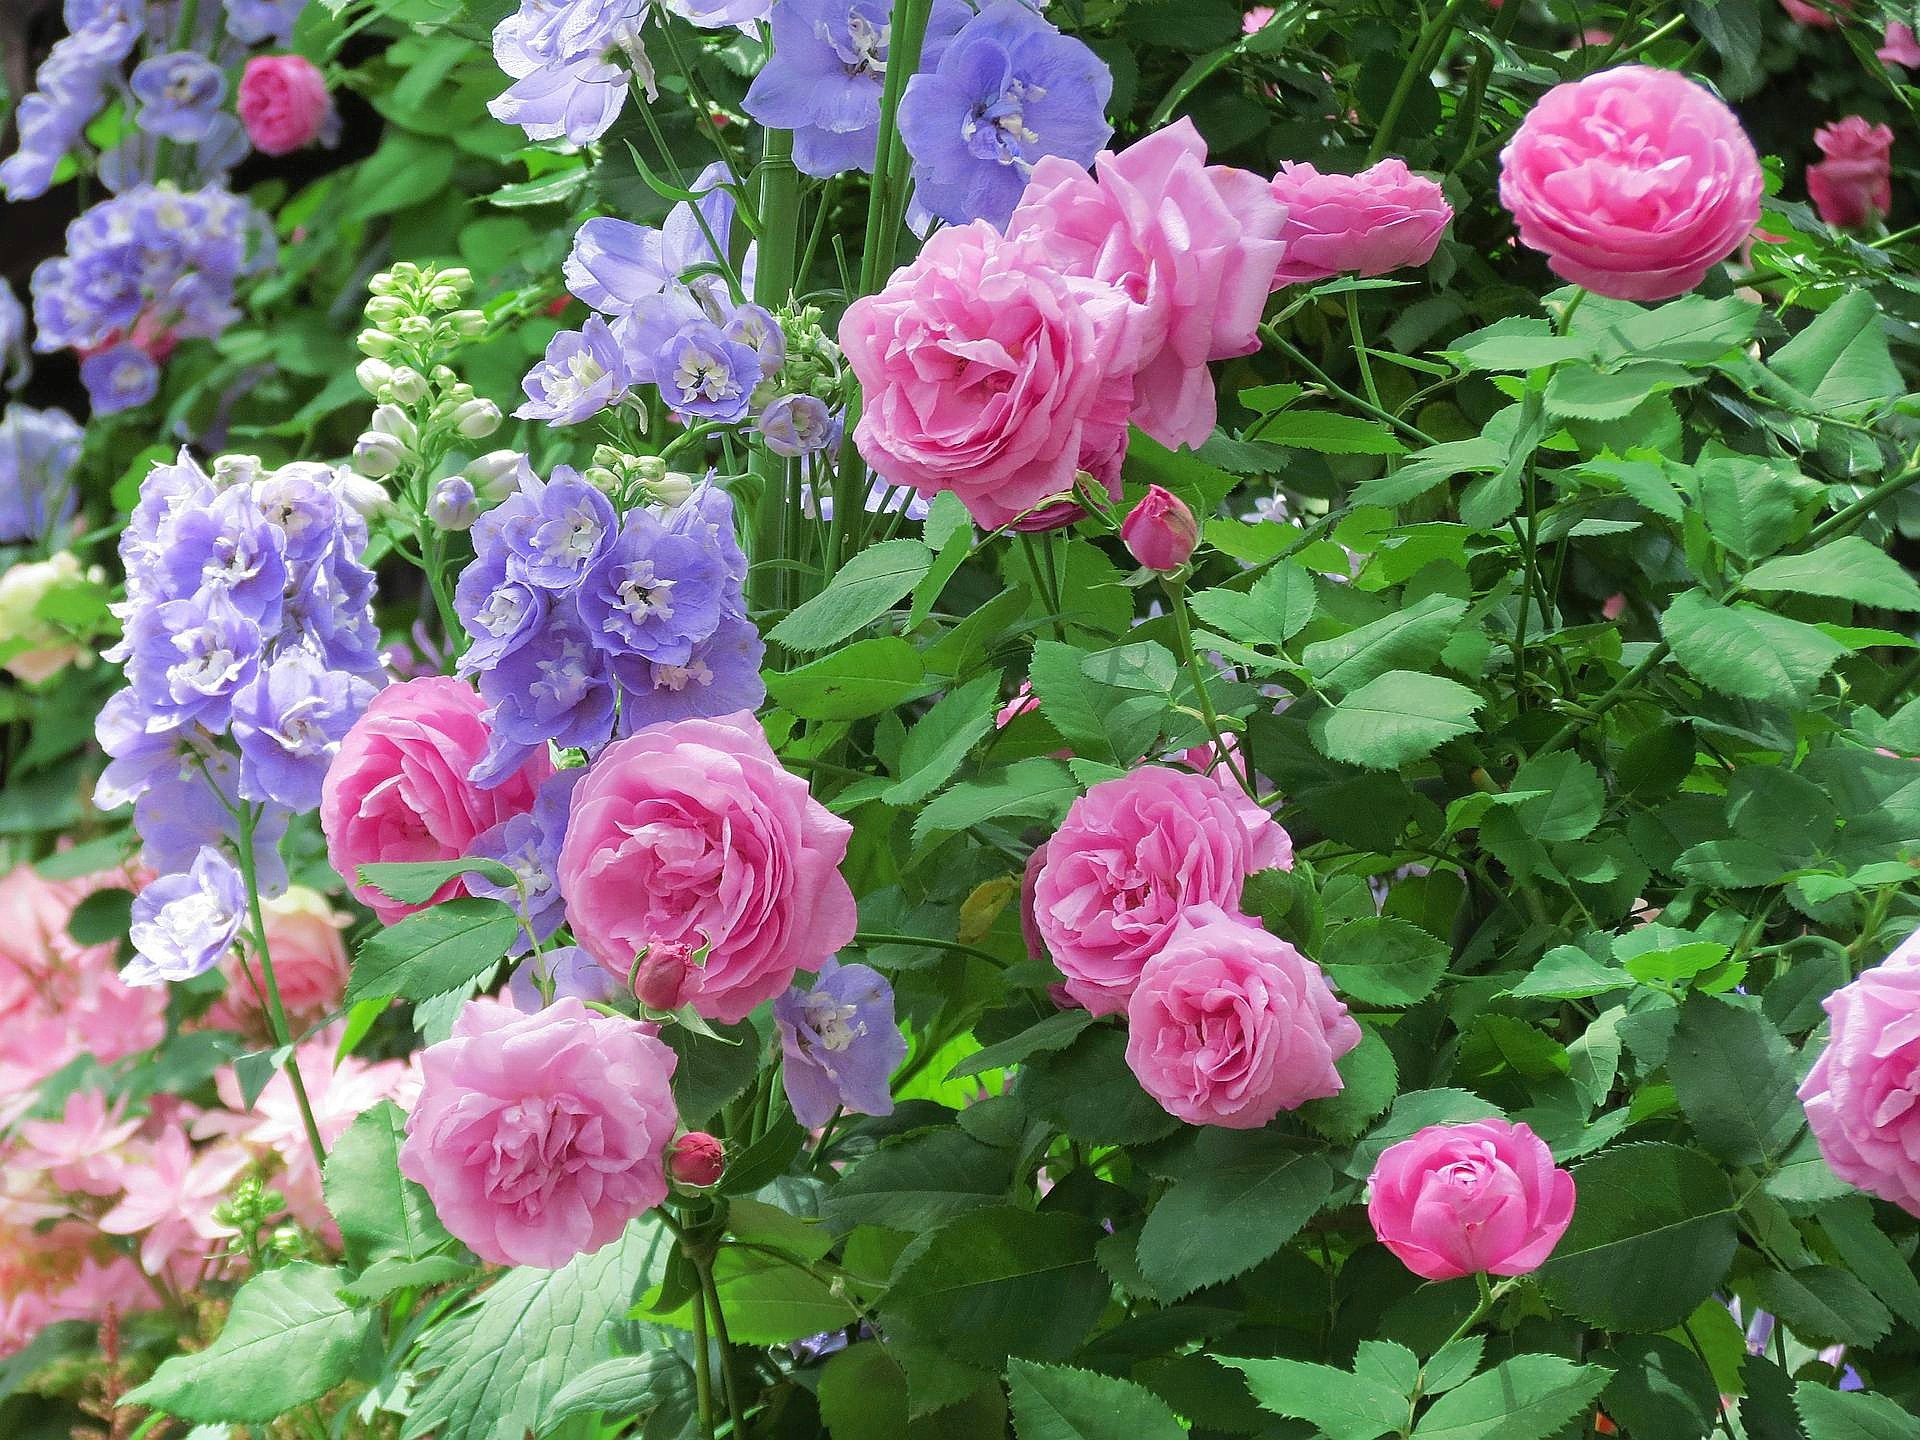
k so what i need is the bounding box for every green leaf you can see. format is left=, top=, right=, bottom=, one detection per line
left=662, top=1020, right=761, bottom=1128
left=1220, top=1356, right=1405, bottom=1440
left=652, top=1243, right=860, bottom=1344
left=347, top=896, right=520, bottom=1004
left=339, top=132, right=456, bottom=222
left=1746, top=1265, right=1891, bottom=1348
left=909, top=494, right=976, bottom=629
left=1319, top=916, right=1448, bottom=1007
left=357, top=857, right=516, bottom=906
left=1253, top=410, right=1407, bottom=455
left=1819, top=1196, right=1920, bottom=1329
left=1134, top=1137, right=1331, bottom=1300
left=1537, top=1142, right=1738, bottom=1332
left=769, top=540, right=936, bottom=651
left=768, top=637, right=928, bottom=720
left=1444, top=317, right=1594, bottom=372
left=883, top=1208, right=1107, bottom=1367
left=1017, top=1026, right=1180, bottom=1145
left=1770, top=288, right=1903, bottom=411
left=820, top=1129, right=1015, bottom=1233
left=341, top=1255, right=475, bottom=1303
left=882, top=673, right=1002, bottom=807
left=1123, top=430, right=1243, bottom=514
left=1546, top=361, right=1699, bottom=422
left=404, top=1221, right=671, bottom=1440
left=123, top=1264, right=371, bottom=1423
left=1304, top=594, right=1467, bottom=695
left=547, top=1353, right=696, bottom=1430
left=1309, top=671, right=1483, bottom=770
left=67, top=887, right=133, bottom=946
left=947, top=1010, right=1094, bottom=1080
left=1660, top=588, right=1848, bottom=707
left=1509, top=946, right=1627, bottom=1000
left=818, top=1342, right=912, bottom=1440
left=1005, top=1359, right=1186, bottom=1440
left=1187, top=564, right=1317, bottom=648
left=1744, top=536, right=1920, bottom=611
left=1666, top=995, right=1802, bottom=1166
left=323, top=1101, right=449, bottom=1266
left=913, top=759, right=1079, bottom=844
left=1300, top=1029, right=1399, bottom=1142
left=1410, top=1354, right=1612, bottom=1440
left=1794, top=1382, right=1920, bottom=1439
left=1422, top=1338, right=1484, bottom=1395
left=1509, top=752, right=1605, bottom=843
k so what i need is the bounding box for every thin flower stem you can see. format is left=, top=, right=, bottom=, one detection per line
left=1367, top=0, right=1474, bottom=165
left=697, top=1259, right=749, bottom=1438
left=1344, top=291, right=1386, bottom=417
left=1165, top=577, right=1257, bottom=799
left=690, top=1270, right=716, bottom=1440
left=851, top=931, right=1007, bottom=967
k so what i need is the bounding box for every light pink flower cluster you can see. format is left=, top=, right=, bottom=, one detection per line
left=1808, top=116, right=1894, bottom=229
left=1799, top=929, right=1920, bottom=1216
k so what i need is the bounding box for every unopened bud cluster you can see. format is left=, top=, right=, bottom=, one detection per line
left=583, top=445, right=696, bottom=509
left=355, top=262, right=487, bottom=375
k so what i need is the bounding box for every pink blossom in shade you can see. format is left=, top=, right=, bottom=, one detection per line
left=1601, top=592, right=1627, bottom=621
left=1242, top=6, right=1273, bottom=32
left=997, top=681, right=1041, bottom=730
left=557, top=712, right=858, bottom=1025
left=320, top=676, right=552, bottom=924
left=1578, top=29, right=1614, bottom=47
left=1030, top=764, right=1293, bottom=1016
left=399, top=997, right=680, bottom=1269
left=1879, top=22, right=1920, bottom=66
left=1808, top=116, right=1894, bottom=229
left=839, top=221, right=1135, bottom=533
left=1267, top=158, right=1454, bottom=287
left=17, top=1092, right=141, bottom=1196
left=1498, top=65, right=1764, bottom=302
left=205, top=886, right=350, bottom=1037
left=237, top=54, right=337, bottom=156
left=1779, top=0, right=1850, bottom=25
left=1007, top=118, right=1289, bottom=450
left=1124, top=903, right=1359, bottom=1128
left=46, top=1254, right=155, bottom=1328
left=1366, top=1118, right=1576, bottom=1281
left=1798, top=929, right=1920, bottom=1216
left=97, top=1126, right=246, bottom=1278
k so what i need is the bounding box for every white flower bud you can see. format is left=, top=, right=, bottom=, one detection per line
left=427, top=476, right=480, bottom=531
left=335, top=469, right=392, bottom=516
left=436, top=266, right=473, bottom=291
left=353, top=430, right=409, bottom=478
left=356, top=328, right=399, bottom=359
left=650, top=471, right=696, bottom=506
left=368, top=404, right=419, bottom=446
left=453, top=398, right=502, bottom=439
left=447, top=309, right=488, bottom=339
left=464, top=449, right=524, bottom=500
left=355, top=358, right=393, bottom=394
left=364, top=295, right=407, bottom=326
left=386, top=366, right=430, bottom=405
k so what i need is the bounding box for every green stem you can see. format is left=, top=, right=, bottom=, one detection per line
left=1165, top=577, right=1257, bottom=799
left=690, top=1268, right=716, bottom=1440
left=1344, top=290, right=1385, bottom=417
left=1367, top=0, right=1473, bottom=165
left=698, top=1259, right=749, bottom=1437
left=1437, top=1272, right=1502, bottom=1355
left=1258, top=324, right=1436, bottom=445
left=750, top=128, right=802, bottom=612
left=1020, top=533, right=1068, bottom=641
left=851, top=931, right=1008, bottom=967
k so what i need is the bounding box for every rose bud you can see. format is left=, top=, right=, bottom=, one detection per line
left=1121, top=485, right=1199, bottom=572
left=669, top=1131, right=726, bottom=1188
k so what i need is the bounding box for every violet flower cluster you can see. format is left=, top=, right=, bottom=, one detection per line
left=0, top=404, right=85, bottom=548
left=453, top=461, right=766, bottom=785
left=774, top=958, right=906, bottom=1127
left=95, top=451, right=386, bottom=923
left=488, top=0, right=655, bottom=146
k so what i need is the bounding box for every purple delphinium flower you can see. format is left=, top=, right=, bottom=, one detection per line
left=800, top=475, right=930, bottom=522
left=0, top=404, right=84, bottom=543
left=489, top=0, right=649, bottom=148
left=469, top=770, right=581, bottom=951
left=744, top=0, right=968, bottom=177
left=224, top=0, right=303, bottom=43
left=79, top=345, right=160, bottom=415
left=656, top=320, right=763, bottom=423
left=506, top=944, right=617, bottom=1009
left=129, top=590, right=264, bottom=733
left=898, top=0, right=1113, bottom=227
left=564, top=162, right=754, bottom=315
left=123, top=845, right=248, bottom=986
left=662, top=0, right=768, bottom=29
left=757, top=395, right=839, bottom=457
left=577, top=506, right=727, bottom=664
left=230, top=648, right=379, bottom=810
left=156, top=484, right=290, bottom=620
left=517, top=316, right=629, bottom=424
left=614, top=610, right=767, bottom=732
left=496, top=466, right=619, bottom=590
left=130, top=52, right=227, bottom=142
left=473, top=606, right=618, bottom=785
left=455, top=548, right=551, bottom=670
left=774, top=959, right=907, bottom=1127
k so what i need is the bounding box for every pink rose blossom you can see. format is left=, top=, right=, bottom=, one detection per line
left=1808, top=116, right=1894, bottom=229
left=1798, top=930, right=1920, bottom=1216
left=557, top=712, right=857, bottom=1024
left=1780, top=0, right=1850, bottom=25
left=1267, top=158, right=1454, bottom=287
left=399, top=997, right=680, bottom=1268
left=1125, top=903, right=1358, bottom=1128
left=1366, top=1117, right=1576, bottom=1280
left=1008, top=118, right=1288, bottom=449
left=1031, top=764, right=1292, bottom=1015
left=237, top=54, right=336, bottom=156
left=1879, top=22, right=1920, bottom=66
left=1121, top=484, right=1200, bottom=571
left=839, top=221, right=1134, bottom=532
left=669, top=1131, right=726, bottom=1187
left=206, top=885, right=350, bottom=1036
left=321, top=676, right=551, bottom=924
left=1498, top=65, right=1763, bottom=301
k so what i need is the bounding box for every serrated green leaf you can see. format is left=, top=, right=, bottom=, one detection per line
left=1304, top=594, right=1466, bottom=695
left=768, top=539, right=934, bottom=651
left=1410, top=1354, right=1611, bottom=1440
left=1220, top=1356, right=1404, bottom=1440
left=1744, top=536, right=1920, bottom=611
left=1661, top=588, right=1848, bottom=707
left=1135, top=1137, right=1332, bottom=1300
left=1319, top=915, right=1448, bottom=1007
left=1794, top=1381, right=1920, bottom=1439
left=1309, top=671, right=1483, bottom=770
left=357, top=857, right=516, bottom=906
left=1005, top=1359, right=1186, bottom=1440
left=348, top=896, right=520, bottom=1004
left=323, top=1101, right=449, bottom=1266
left=1666, top=995, right=1801, bottom=1166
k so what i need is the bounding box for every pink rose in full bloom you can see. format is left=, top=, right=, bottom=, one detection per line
left=1268, top=159, right=1454, bottom=287
left=1121, top=485, right=1199, bottom=571
left=320, top=676, right=551, bottom=924
left=399, top=997, right=679, bottom=1268
left=1366, top=1118, right=1576, bottom=1280
left=1499, top=65, right=1763, bottom=302
left=1879, top=22, right=1920, bottom=66
left=1125, top=903, right=1359, bottom=1128
left=206, top=885, right=350, bottom=1036
left=1007, top=118, right=1288, bottom=449
left=237, top=55, right=336, bottom=156
left=1780, top=0, right=1850, bottom=25
left=1031, top=764, right=1292, bottom=1015
left=1808, top=116, right=1894, bottom=229
left=557, top=712, right=857, bottom=1024
left=839, top=221, right=1134, bottom=532
left=1798, top=929, right=1920, bottom=1215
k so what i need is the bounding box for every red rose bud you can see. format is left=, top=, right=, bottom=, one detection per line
left=1121, top=485, right=1198, bottom=571
left=669, top=1132, right=725, bottom=1187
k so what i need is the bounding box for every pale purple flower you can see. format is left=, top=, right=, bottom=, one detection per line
left=507, top=944, right=617, bottom=1009
left=231, top=648, right=379, bottom=810
left=128, top=590, right=264, bottom=733
left=156, top=483, right=290, bottom=620
left=497, top=466, right=619, bottom=590
left=473, top=607, right=618, bottom=784
left=775, top=959, right=906, bottom=1126
left=577, top=506, right=728, bottom=665
left=656, top=320, right=763, bottom=423
left=224, top=0, right=304, bottom=43
left=517, top=316, right=628, bottom=424
left=563, top=162, right=753, bottom=314
left=489, top=36, right=632, bottom=145
left=123, top=846, right=248, bottom=987
left=0, top=404, right=83, bottom=543
left=757, top=395, right=839, bottom=456
left=662, top=0, right=767, bottom=30
left=80, top=345, right=160, bottom=414
left=613, top=611, right=767, bottom=733
left=131, top=52, right=227, bottom=142
left=429, top=475, right=481, bottom=530
left=469, top=770, right=580, bottom=951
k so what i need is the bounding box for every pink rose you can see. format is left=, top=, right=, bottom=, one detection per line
left=399, top=997, right=679, bottom=1268
left=1008, top=118, right=1287, bottom=449
left=1121, top=485, right=1199, bottom=571
left=840, top=221, right=1134, bottom=532
left=669, top=1131, right=726, bottom=1187
left=557, top=712, right=857, bottom=1024
left=1798, top=930, right=1920, bottom=1216
left=1367, top=1118, right=1576, bottom=1280
left=1780, top=0, right=1850, bottom=25
left=1879, top=22, right=1920, bottom=66
left=1124, top=903, right=1358, bottom=1128
left=206, top=885, right=350, bottom=1036
left=237, top=55, right=336, bottom=157
left=1498, top=65, right=1763, bottom=302
left=320, top=677, right=552, bottom=924
left=1031, top=764, right=1292, bottom=1016
left=1267, top=158, right=1454, bottom=287
left=1808, top=116, right=1894, bottom=229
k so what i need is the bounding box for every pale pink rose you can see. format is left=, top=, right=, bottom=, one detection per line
left=1008, top=118, right=1288, bottom=449
left=1120, top=484, right=1200, bottom=571
left=1601, top=592, right=1627, bottom=620
left=1780, top=0, right=1850, bottom=25
left=1808, top=116, right=1894, bottom=229
left=17, top=1091, right=140, bottom=1196
left=321, top=676, right=551, bottom=923
left=557, top=712, right=857, bottom=1024
left=1268, top=158, right=1453, bottom=287
left=1242, top=6, right=1273, bottom=32
left=1798, top=930, right=1920, bottom=1215
left=1879, top=22, right=1920, bottom=66
left=206, top=886, right=350, bottom=1036
left=399, top=997, right=679, bottom=1268
left=237, top=54, right=336, bottom=156
left=97, top=1126, right=246, bottom=1278
left=1031, top=764, right=1292, bottom=1015
left=1124, top=903, right=1358, bottom=1128
left=1498, top=66, right=1763, bottom=302
left=840, top=221, right=1135, bottom=532
left=1366, top=1117, right=1576, bottom=1280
